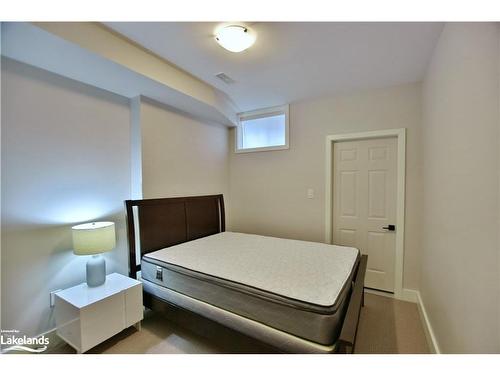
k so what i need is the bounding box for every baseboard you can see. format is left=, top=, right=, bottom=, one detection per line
left=400, top=288, right=418, bottom=303
left=415, top=291, right=441, bottom=354
left=365, top=287, right=418, bottom=303
left=364, top=288, right=394, bottom=298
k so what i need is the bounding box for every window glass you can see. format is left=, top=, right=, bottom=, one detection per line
left=240, top=114, right=286, bottom=149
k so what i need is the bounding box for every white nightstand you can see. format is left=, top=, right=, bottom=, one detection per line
left=54, top=273, right=143, bottom=353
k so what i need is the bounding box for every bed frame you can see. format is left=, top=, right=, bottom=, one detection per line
left=125, top=194, right=367, bottom=354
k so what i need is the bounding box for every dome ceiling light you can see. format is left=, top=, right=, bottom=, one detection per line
left=214, top=25, right=256, bottom=53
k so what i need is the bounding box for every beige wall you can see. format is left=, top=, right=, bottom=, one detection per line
left=33, top=22, right=237, bottom=125
left=0, top=59, right=231, bottom=339
left=140, top=98, right=229, bottom=202
left=229, top=82, right=422, bottom=290
left=1, top=58, right=131, bottom=336
left=421, top=23, right=499, bottom=353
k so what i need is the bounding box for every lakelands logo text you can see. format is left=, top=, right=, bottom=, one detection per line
left=0, top=329, right=49, bottom=353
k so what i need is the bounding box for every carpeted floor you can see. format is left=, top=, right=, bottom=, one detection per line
left=42, top=292, right=429, bottom=354
left=355, top=293, right=429, bottom=353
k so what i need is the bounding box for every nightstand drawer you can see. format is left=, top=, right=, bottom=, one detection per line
left=80, top=292, right=125, bottom=352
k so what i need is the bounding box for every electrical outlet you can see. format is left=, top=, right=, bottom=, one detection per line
left=307, top=188, right=314, bottom=199
left=50, top=289, right=62, bottom=308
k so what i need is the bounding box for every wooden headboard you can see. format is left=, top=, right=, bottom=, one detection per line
left=125, top=194, right=225, bottom=278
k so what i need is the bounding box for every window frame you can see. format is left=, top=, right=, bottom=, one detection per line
left=235, top=104, right=290, bottom=153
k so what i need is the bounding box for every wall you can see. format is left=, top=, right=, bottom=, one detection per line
left=140, top=98, right=229, bottom=202
left=34, top=22, right=219, bottom=108
left=421, top=23, right=499, bottom=353
left=0, top=58, right=231, bottom=338
left=229, top=82, right=422, bottom=290
left=1, top=58, right=131, bottom=336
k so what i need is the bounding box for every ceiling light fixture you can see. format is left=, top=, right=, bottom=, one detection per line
left=215, top=25, right=256, bottom=53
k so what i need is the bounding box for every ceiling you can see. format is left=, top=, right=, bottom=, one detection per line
left=105, top=22, right=443, bottom=112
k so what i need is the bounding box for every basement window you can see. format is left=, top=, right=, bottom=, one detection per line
left=235, top=105, right=289, bottom=153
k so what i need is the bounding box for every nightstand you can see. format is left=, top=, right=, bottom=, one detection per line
left=54, top=273, right=143, bottom=353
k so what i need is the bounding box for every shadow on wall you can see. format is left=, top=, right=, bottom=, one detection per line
left=1, top=211, right=128, bottom=337
left=1, top=57, right=131, bottom=338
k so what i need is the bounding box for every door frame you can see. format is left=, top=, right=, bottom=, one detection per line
left=325, top=128, right=406, bottom=300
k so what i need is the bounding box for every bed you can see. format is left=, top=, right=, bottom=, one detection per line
left=125, top=194, right=367, bottom=353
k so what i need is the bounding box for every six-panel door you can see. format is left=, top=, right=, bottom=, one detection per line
left=333, top=137, right=397, bottom=292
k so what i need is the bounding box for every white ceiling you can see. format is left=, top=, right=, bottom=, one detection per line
left=105, top=22, right=443, bottom=112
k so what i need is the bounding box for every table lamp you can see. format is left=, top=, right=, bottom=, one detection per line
left=72, top=221, right=116, bottom=287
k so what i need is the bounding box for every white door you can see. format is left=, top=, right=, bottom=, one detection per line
left=332, top=137, right=397, bottom=292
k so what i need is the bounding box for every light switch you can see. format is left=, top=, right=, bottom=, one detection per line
left=307, top=188, right=314, bottom=199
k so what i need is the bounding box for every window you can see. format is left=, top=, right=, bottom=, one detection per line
left=235, top=105, right=289, bottom=153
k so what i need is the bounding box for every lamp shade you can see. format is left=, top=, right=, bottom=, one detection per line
left=72, top=222, right=116, bottom=255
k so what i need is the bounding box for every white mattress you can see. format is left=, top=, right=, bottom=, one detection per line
left=143, top=231, right=359, bottom=307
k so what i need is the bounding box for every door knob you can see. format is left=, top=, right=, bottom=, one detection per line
left=382, top=225, right=396, bottom=231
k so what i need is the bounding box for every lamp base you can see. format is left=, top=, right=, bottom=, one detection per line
left=86, top=255, right=106, bottom=287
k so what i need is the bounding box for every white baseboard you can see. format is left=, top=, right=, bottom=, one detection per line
left=415, top=291, right=441, bottom=354
left=400, top=288, right=418, bottom=303
left=365, top=288, right=418, bottom=303
left=364, top=288, right=394, bottom=298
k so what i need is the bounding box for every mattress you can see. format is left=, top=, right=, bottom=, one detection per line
left=141, top=232, right=359, bottom=345
left=141, top=279, right=337, bottom=353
